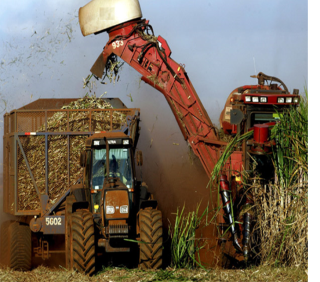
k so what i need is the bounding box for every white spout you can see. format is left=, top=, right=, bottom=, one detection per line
left=79, top=0, right=142, bottom=36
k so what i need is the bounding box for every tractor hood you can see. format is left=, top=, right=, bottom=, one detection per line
left=79, top=0, right=142, bottom=36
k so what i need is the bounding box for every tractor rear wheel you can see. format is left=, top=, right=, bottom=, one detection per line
left=139, top=209, right=163, bottom=270
left=70, top=210, right=96, bottom=275
left=8, top=222, right=32, bottom=271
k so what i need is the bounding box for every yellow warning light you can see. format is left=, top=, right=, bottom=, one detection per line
left=94, top=204, right=99, bottom=210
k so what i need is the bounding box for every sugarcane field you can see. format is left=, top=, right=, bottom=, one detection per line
left=0, top=0, right=312, bottom=281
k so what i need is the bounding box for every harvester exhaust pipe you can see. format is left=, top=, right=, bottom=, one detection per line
left=219, top=175, right=242, bottom=253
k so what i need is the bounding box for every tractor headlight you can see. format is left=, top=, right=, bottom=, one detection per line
left=120, top=205, right=128, bottom=214
left=260, top=97, right=267, bottom=103
left=106, top=206, right=115, bottom=214
left=252, top=97, right=259, bottom=102
left=286, top=97, right=292, bottom=103
left=278, top=97, right=285, bottom=103
left=245, top=96, right=251, bottom=102
left=293, top=97, right=299, bottom=103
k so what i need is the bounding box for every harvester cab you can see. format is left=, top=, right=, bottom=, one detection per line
left=220, top=72, right=300, bottom=173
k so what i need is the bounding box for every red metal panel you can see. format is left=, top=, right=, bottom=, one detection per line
left=253, top=124, right=269, bottom=143
left=230, top=151, right=243, bottom=178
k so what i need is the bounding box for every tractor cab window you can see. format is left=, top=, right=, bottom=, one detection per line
left=91, top=147, right=105, bottom=214
left=92, top=148, right=106, bottom=190
left=109, top=148, right=133, bottom=188
left=91, top=147, right=133, bottom=189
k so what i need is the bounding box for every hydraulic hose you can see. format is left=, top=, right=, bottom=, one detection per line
left=220, top=175, right=242, bottom=252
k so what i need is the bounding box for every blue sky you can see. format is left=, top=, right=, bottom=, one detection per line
left=0, top=0, right=308, bottom=114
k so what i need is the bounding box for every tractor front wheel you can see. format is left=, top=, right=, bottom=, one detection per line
left=70, top=210, right=96, bottom=275
left=139, top=209, right=163, bottom=270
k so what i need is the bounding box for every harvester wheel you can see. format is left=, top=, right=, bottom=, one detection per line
left=70, top=210, right=96, bottom=275
left=8, top=222, right=31, bottom=271
left=139, top=209, right=163, bottom=270
left=65, top=195, right=76, bottom=270
left=0, top=220, right=13, bottom=267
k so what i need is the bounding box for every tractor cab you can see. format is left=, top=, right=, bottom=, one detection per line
left=81, top=132, right=136, bottom=216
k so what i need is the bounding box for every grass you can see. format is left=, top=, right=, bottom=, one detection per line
left=169, top=204, right=209, bottom=269
left=251, top=91, right=308, bottom=267
left=0, top=265, right=308, bottom=281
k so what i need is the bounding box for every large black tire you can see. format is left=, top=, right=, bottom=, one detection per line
left=70, top=210, right=96, bottom=275
left=8, top=222, right=31, bottom=271
left=65, top=195, right=76, bottom=270
left=0, top=220, right=13, bottom=267
left=139, top=209, right=163, bottom=270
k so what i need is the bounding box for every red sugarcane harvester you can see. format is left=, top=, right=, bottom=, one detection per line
left=79, top=0, right=300, bottom=263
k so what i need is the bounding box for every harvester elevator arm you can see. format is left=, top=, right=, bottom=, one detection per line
left=92, top=20, right=226, bottom=177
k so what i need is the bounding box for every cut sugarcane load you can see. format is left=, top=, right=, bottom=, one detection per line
left=3, top=96, right=130, bottom=211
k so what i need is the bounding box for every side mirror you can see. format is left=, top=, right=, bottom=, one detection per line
left=80, top=151, right=86, bottom=167
left=136, top=150, right=143, bottom=166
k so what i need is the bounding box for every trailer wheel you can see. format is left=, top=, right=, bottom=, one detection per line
left=139, top=209, right=163, bottom=270
left=8, top=222, right=31, bottom=271
left=0, top=220, right=13, bottom=266
left=65, top=195, right=76, bottom=270
left=70, top=210, right=96, bottom=275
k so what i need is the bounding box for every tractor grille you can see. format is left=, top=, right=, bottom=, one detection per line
left=107, top=224, right=129, bottom=236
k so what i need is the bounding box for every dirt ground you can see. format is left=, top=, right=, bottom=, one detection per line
left=0, top=265, right=308, bottom=282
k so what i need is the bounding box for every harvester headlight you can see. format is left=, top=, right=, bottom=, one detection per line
left=260, top=97, right=267, bottom=103
left=123, top=139, right=129, bottom=145
left=252, top=97, right=259, bottom=102
left=277, top=97, right=285, bottom=103
left=106, top=206, right=115, bottom=214
left=286, top=97, right=292, bottom=103
left=245, top=96, right=251, bottom=102
left=293, top=97, right=299, bottom=103
left=120, top=205, right=128, bottom=214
